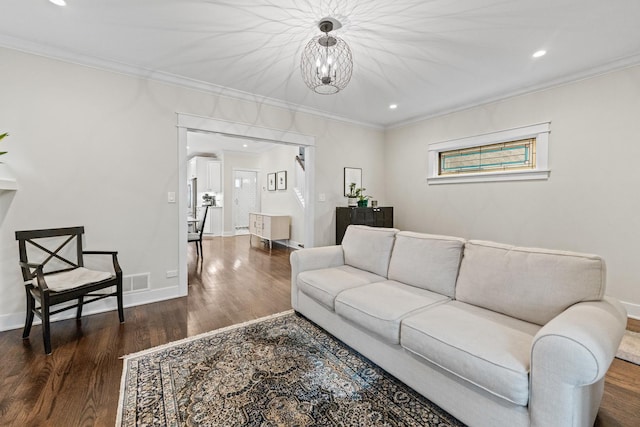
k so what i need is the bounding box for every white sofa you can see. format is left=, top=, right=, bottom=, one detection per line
left=290, top=225, right=627, bottom=427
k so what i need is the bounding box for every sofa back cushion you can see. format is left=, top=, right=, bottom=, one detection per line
left=387, top=232, right=465, bottom=298
left=455, top=240, right=606, bottom=325
left=342, top=225, right=399, bottom=277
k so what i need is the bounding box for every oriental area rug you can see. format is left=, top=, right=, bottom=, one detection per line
left=117, top=311, right=465, bottom=426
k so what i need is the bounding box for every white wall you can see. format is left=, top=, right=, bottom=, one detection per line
left=0, top=46, right=386, bottom=329
left=384, top=65, right=640, bottom=316
left=259, top=145, right=305, bottom=246
left=3, top=44, right=636, bottom=324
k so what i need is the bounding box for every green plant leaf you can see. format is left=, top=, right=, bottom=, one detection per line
left=0, top=132, right=9, bottom=156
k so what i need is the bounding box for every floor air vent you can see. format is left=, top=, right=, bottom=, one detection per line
left=122, top=273, right=150, bottom=293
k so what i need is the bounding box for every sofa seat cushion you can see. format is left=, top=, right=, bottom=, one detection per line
left=335, top=281, right=449, bottom=344
left=38, top=267, right=113, bottom=292
left=401, top=301, right=541, bottom=406
left=297, top=265, right=386, bottom=310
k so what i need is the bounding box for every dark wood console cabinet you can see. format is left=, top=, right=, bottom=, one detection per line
left=336, top=207, right=394, bottom=244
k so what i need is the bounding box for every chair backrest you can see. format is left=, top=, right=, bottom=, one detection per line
left=197, top=206, right=209, bottom=237
left=15, top=226, right=85, bottom=281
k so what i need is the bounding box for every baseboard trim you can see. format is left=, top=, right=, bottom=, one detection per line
left=0, top=286, right=181, bottom=332
left=621, top=300, right=640, bottom=320
left=284, top=239, right=304, bottom=249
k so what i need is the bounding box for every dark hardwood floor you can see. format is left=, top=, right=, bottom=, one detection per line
left=0, top=234, right=638, bottom=426
left=0, top=235, right=292, bottom=426
left=596, top=317, right=640, bottom=427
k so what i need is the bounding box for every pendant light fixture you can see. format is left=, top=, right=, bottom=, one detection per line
left=300, top=19, right=353, bottom=94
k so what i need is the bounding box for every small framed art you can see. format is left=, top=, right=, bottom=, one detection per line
left=276, top=170, right=287, bottom=190
left=344, top=167, right=362, bottom=196
left=267, top=173, right=276, bottom=191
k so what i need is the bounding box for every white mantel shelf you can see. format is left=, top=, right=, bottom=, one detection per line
left=0, top=177, right=17, bottom=191
left=0, top=164, right=18, bottom=190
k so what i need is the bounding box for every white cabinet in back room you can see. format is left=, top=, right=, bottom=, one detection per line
left=249, top=213, right=290, bottom=253
left=189, top=156, right=223, bottom=236
left=198, top=206, right=222, bottom=236
left=191, top=157, right=221, bottom=192
left=209, top=207, right=222, bottom=236
left=207, top=161, right=221, bottom=192
left=195, top=157, right=208, bottom=191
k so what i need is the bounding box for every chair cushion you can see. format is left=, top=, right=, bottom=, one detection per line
left=335, top=280, right=449, bottom=344
left=39, top=267, right=113, bottom=292
left=297, top=265, right=386, bottom=310
left=455, top=240, right=606, bottom=325
left=387, top=232, right=465, bottom=298
left=187, top=232, right=200, bottom=241
left=341, top=225, right=399, bottom=277
left=401, top=301, right=540, bottom=406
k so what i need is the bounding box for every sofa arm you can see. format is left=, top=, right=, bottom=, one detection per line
left=290, top=245, right=344, bottom=309
left=529, top=297, right=627, bottom=427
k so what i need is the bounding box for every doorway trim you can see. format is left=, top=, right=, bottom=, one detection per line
left=176, top=113, right=316, bottom=297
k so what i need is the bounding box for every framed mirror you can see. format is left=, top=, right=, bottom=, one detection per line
left=344, top=167, right=362, bottom=196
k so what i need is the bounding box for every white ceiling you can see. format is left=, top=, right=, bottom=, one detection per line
left=2, top=0, right=640, bottom=128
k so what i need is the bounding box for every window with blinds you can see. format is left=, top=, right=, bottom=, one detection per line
left=439, top=138, right=536, bottom=175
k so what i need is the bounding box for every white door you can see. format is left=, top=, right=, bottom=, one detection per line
left=233, top=170, right=259, bottom=234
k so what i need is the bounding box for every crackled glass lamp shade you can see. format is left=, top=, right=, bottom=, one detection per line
left=301, top=20, right=353, bottom=94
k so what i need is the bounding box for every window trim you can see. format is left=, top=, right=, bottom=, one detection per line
left=427, top=122, right=550, bottom=184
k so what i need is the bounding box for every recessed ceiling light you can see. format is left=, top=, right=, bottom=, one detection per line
left=49, top=0, right=67, bottom=6
left=389, top=104, right=398, bottom=110
left=243, top=144, right=248, bottom=148
left=532, top=50, right=546, bottom=58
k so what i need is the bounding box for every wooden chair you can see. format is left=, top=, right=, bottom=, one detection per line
left=188, top=205, right=209, bottom=257
left=15, top=226, right=124, bottom=354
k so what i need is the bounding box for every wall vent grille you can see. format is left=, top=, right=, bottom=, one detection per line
left=122, top=273, right=150, bottom=293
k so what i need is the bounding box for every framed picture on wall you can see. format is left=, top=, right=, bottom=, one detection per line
left=276, top=170, right=287, bottom=190
left=267, top=173, right=276, bottom=191
left=344, top=167, right=362, bottom=196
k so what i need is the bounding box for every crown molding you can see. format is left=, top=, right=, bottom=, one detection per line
left=0, top=36, right=383, bottom=131
left=386, top=52, right=640, bottom=130
left=3, top=35, right=639, bottom=133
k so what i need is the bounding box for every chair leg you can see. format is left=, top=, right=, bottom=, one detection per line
left=199, top=240, right=203, bottom=257
left=23, top=288, right=35, bottom=339
left=117, top=283, right=125, bottom=323
left=42, top=302, right=52, bottom=355
left=76, top=296, right=84, bottom=319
